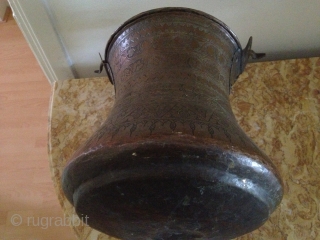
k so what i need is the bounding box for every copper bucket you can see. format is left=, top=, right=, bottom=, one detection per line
left=62, top=8, right=283, bottom=240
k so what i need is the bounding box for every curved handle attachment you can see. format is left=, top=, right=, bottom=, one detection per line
left=241, top=37, right=265, bottom=72
left=94, top=53, right=114, bottom=85
left=229, top=37, right=265, bottom=91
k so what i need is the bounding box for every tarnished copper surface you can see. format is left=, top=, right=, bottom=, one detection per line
left=61, top=8, right=283, bottom=239
left=49, top=57, right=320, bottom=239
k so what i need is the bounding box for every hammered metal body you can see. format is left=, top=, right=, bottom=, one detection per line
left=62, top=8, right=283, bottom=240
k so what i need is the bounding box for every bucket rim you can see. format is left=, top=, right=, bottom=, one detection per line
left=105, top=7, right=242, bottom=59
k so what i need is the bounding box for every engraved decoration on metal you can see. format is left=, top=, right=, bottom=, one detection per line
left=62, top=7, right=283, bottom=240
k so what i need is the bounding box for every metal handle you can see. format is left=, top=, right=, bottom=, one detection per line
left=94, top=53, right=114, bottom=85
left=241, top=37, right=265, bottom=72
left=230, top=37, right=265, bottom=90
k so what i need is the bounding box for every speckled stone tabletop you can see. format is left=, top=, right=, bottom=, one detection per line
left=48, top=57, right=320, bottom=240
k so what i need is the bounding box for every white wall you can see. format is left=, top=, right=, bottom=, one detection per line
left=9, top=0, right=320, bottom=82
left=0, top=0, right=9, bottom=21
left=8, top=0, right=75, bottom=83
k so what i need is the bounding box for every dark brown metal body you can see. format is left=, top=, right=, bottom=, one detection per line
left=62, top=8, right=283, bottom=240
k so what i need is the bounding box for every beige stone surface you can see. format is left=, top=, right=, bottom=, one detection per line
left=48, top=77, right=116, bottom=239
left=48, top=58, right=320, bottom=239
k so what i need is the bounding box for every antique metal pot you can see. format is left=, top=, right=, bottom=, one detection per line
left=62, top=8, right=283, bottom=240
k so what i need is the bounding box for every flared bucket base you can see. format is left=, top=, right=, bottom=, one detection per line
left=62, top=137, right=282, bottom=239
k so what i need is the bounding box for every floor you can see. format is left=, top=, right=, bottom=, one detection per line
left=0, top=10, right=75, bottom=240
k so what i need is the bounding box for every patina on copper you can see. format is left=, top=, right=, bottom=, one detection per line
left=62, top=8, right=283, bottom=240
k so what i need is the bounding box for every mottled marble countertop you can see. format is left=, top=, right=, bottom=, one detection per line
left=48, top=58, right=320, bottom=240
